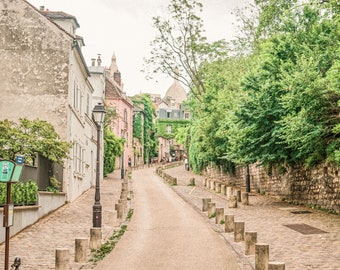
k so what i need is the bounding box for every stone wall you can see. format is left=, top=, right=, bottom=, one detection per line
left=204, top=163, right=340, bottom=214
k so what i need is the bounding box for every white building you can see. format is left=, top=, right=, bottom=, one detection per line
left=0, top=0, right=103, bottom=201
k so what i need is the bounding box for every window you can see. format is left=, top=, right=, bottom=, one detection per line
left=86, top=93, right=90, bottom=116
left=124, top=109, right=128, bottom=122
left=166, top=125, right=172, bottom=134
left=167, top=111, right=171, bottom=118
left=73, top=142, right=85, bottom=174
left=73, top=81, right=83, bottom=114
left=185, top=112, right=190, bottom=119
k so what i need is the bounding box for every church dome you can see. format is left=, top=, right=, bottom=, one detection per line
left=165, top=76, right=187, bottom=104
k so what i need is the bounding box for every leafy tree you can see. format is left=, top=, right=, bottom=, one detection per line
left=103, top=126, right=124, bottom=177
left=132, top=113, right=143, bottom=143
left=0, top=118, right=71, bottom=165
left=144, top=0, right=227, bottom=100
left=228, top=2, right=340, bottom=169
left=188, top=56, right=251, bottom=172
left=131, top=94, right=157, bottom=163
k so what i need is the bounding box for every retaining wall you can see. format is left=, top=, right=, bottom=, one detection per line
left=205, top=163, right=340, bottom=214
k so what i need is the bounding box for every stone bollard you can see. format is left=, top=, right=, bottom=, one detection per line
left=242, top=192, right=249, bottom=205
left=225, top=215, right=234, bottom=233
left=215, top=208, right=224, bottom=224
left=116, top=203, right=124, bottom=219
left=55, top=248, right=70, bottom=270
left=75, top=238, right=88, bottom=263
left=221, top=185, right=226, bottom=196
left=119, top=199, right=127, bottom=209
left=173, top=178, right=178, bottom=185
left=189, top=178, right=195, bottom=186
left=90, top=228, right=102, bottom=249
left=268, top=262, right=285, bottom=270
left=202, top=198, right=211, bottom=212
left=215, top=183, right=221, bottom=193
left=120, top=192, right=128, bottom=200
left=226, top=187, right=233, bottom=199
left=245, top=231, right=257, bottom=255
left=122, top=182, right=128, bottom=190
left=207, top=202, right=216, bottom=218
left=255, top=243, right=269, bottom=270
left=235, top=189, right=241, bottom=202
left=228, top=195, right=238, bottom=208
left=234, top=221, right=245, bottom=242
left=210, top=181, right=215, bottom=190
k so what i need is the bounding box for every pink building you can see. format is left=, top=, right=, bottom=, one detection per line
left=105, top=54, right=133, bottom=170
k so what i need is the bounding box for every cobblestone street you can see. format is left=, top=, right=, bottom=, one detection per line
left=166, top=166, right=340, bottom=270
left=0, top=165, right=339, bottom=269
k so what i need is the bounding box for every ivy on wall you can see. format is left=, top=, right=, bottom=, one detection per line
left=156, top=119, right=190, bottom=139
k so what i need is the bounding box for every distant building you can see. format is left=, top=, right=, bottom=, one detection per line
left=151, top=72, right=190, bottom=162
left=105, top=54, right=134, bottom=170
left=156, top=72, right=190, bottom=120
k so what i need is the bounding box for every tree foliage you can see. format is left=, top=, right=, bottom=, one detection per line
left=144, top=0, right=227, bottom=100
left=183, top=0, right=340, bottom=173
left=0, top=118, right=71, bottom=164
left=103, top=126, right=124, bottom=177
left=131, top=94, right=158, bottom=163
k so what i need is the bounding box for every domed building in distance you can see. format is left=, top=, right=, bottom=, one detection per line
left=150, top=72, right=190, bottom=163
left=155, top=72, right=190, bottom=120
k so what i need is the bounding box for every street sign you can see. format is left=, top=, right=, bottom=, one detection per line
left=15, top=155, right=25, bottom=165
left=0, top=160, right=15, bottom=183
left=11, top=165, right=23, bottom=182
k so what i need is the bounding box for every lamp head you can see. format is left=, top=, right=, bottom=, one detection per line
left=92, top=103, right=106, bottom=125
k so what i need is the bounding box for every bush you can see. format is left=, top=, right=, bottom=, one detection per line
left=0, top=181, right=38, bottom=206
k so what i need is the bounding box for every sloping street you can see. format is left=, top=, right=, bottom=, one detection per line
left=94, top=166, right=239, bottom=270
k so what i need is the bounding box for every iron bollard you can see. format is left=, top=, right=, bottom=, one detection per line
left=11, top=257, right=21, bottom=270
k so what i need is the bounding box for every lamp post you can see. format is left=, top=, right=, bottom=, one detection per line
left=121, top=141, right=125, bottom=180
left=92, top=103, right=106, bottom=228
left=246, top=164, right=250, bottom=193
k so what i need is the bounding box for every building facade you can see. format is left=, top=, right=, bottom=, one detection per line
left=151, top=74, right=190, bottom=162
left=105, top=54, right=134, bottom=171
left=0, top=0, right=102, bottom=201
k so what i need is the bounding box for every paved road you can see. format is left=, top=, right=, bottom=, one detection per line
left=166, top=165, right=340, bottom=270
left=94, top=167, right=239, bottom=269
left=0, top=164, right=338, bottom=269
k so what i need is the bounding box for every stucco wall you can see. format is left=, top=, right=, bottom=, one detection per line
left=0, top=0, right=71, bottom=137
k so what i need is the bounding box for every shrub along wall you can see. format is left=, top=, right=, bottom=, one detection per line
left=205, top=163, right=340, bottom=214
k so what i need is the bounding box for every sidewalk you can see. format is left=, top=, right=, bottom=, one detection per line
left=0, top=170, right=123, bottom=270
left=164, top=165, right=340, bottom=270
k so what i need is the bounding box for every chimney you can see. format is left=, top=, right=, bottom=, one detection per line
left=97, top=54, right=102, bottom=66
left=39, top=6, right=45, bottom=11
left=91, top=58, right=96, bottom=66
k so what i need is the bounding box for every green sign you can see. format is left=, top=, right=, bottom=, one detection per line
left=0, top=160, right=15, bottom=182
left=12, top=165, right=23, bottom=182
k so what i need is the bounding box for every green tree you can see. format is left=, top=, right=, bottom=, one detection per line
left=131, top=94, right=157, bottom=163
left=103, top=126, right=124, bottom=177
left=228, top=1, right=340, bottom=169
left=144, top=0, right=227, bottom=100
left=0, top=118, right=71, bottom=164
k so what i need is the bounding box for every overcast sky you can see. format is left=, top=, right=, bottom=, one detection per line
left=27, top=0, right=250, bottom=97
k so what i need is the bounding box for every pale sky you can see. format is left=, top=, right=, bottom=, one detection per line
left=27, top=0, right=250, bottom=97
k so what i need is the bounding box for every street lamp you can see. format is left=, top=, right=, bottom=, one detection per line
left=121, top=133, right=125, bottom=179
left=92, top=103, right=106, bottom=228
